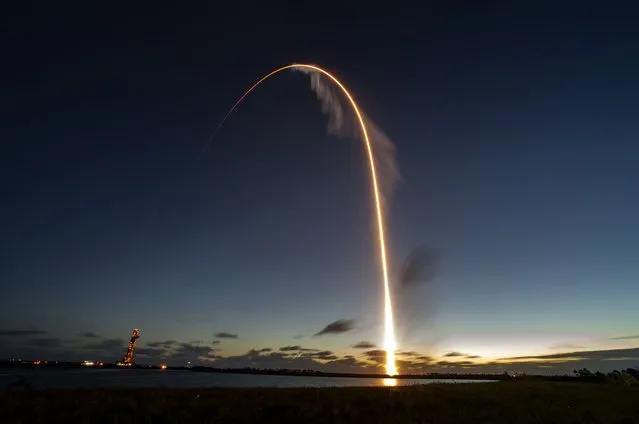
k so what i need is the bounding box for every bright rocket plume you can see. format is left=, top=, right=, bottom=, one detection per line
left=205, top=64, right=400, bottom=376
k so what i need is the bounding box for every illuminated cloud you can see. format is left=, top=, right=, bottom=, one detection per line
left=437, top=360, right=475, bottom=367
left=314, top=319, right=355, bottom=336
left=397, top=351, right=420, bottom=356
left=212, top=348, right=364, bottom=372
left=2, top=328, right=638, bottom=376
left=363, top=349, right=387, bottom=364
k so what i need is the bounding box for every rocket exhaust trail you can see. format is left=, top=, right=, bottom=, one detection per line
left=204, top=64, right=398, bottom=376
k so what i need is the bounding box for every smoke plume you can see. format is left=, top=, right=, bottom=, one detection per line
left=394, top=246, right=442, bottom=347
left=293, top=67, right=401, bottom=208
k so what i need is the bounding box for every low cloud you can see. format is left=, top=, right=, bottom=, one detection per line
left=280, top=345, right=303, bottom=352
left=23, top=338, right=69, bottom=348
left=174, top=342, right=219, bottom=359
left=353, top=341, right=376, bottom=349
left=363, top=349, right=387, bottom=364
left=211, top=348, right=363, bottom=373
left=443, top=351, right=466, bottom=358
left=84, top=338, right=125, bottom=352
left=437, top=360, right=475, bottom=367
left=0, top=329, right=46, bottom=337
left=314, top=319, right=355, bottom=336
left=295, top=350, right=338, bottom=361
left=279, top=346, right=320, bottom=352
left=214, top=332, right=238, bottom=339
left=611, top=335, right=639, bottom=340
left=135, top=341, right=219, bottom=364
left=500, top=348, right=639, bottom=362
left=548, top=343, right=586, bottom=350
left=136, top=347, right=167, bottom=357
left=4, top=328, right=639, bottom=375
left=146, top=340, right=178, bottom=348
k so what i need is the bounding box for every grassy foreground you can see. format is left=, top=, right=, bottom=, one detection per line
left=2, top=382, right=638, bottom=423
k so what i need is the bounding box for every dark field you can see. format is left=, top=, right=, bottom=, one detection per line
left=2, top=381, right=638, bottom=423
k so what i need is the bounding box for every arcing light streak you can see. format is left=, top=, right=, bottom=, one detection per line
left=207, top=64, right=397, bottom=376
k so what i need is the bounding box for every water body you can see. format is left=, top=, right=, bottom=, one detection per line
left=0, top=369, right=494, bottom=389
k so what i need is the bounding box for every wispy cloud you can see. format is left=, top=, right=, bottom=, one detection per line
left=147, top=340, right=178, bottom=348
left=443, top=351, right=466, bottom=358
left=279, top=345, right=320, bottom=352
left=314, top=319, right=355, bottom=336
left=549, top=343, right=586, bottom=350
left=353, top=341, right=376, bottom=349
left=500, top=348, right=639, bottom=361
left=0, top=329, right=46, bottom=337
left=437, top=360, right=475, bottom=367
left=77, top=332, right=100, bottom=338
left=23, top=338, right=69, bottom=348
left=611, top=335, right=639, bottom=340
left=83, top=338, right=125, bottom=352
left=214, top=332, right=238, bottom=339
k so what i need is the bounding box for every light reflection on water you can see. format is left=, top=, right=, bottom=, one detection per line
left=0, top=369, right=495, bottom=389
left=383, top=378, right=397, bottom=387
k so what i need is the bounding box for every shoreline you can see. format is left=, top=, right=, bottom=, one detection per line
left=0, top=362, right=538, bottom=381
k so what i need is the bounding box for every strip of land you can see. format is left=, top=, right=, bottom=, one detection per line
left=2, top=381, right=638, bottom=423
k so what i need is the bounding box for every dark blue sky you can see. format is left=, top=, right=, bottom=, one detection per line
left=1, top=1, right=638, bottom=373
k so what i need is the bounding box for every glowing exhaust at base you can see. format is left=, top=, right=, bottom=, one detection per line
left=206, top=63, right=398, bottom=376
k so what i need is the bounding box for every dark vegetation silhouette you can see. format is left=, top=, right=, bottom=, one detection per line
left=3, top=381, right=639, bottom=423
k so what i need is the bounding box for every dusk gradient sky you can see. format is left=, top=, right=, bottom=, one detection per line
left=2, top=1, right=638, bottom=374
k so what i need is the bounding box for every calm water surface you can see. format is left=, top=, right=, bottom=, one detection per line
left=0, top=369, right=493, bottom=389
